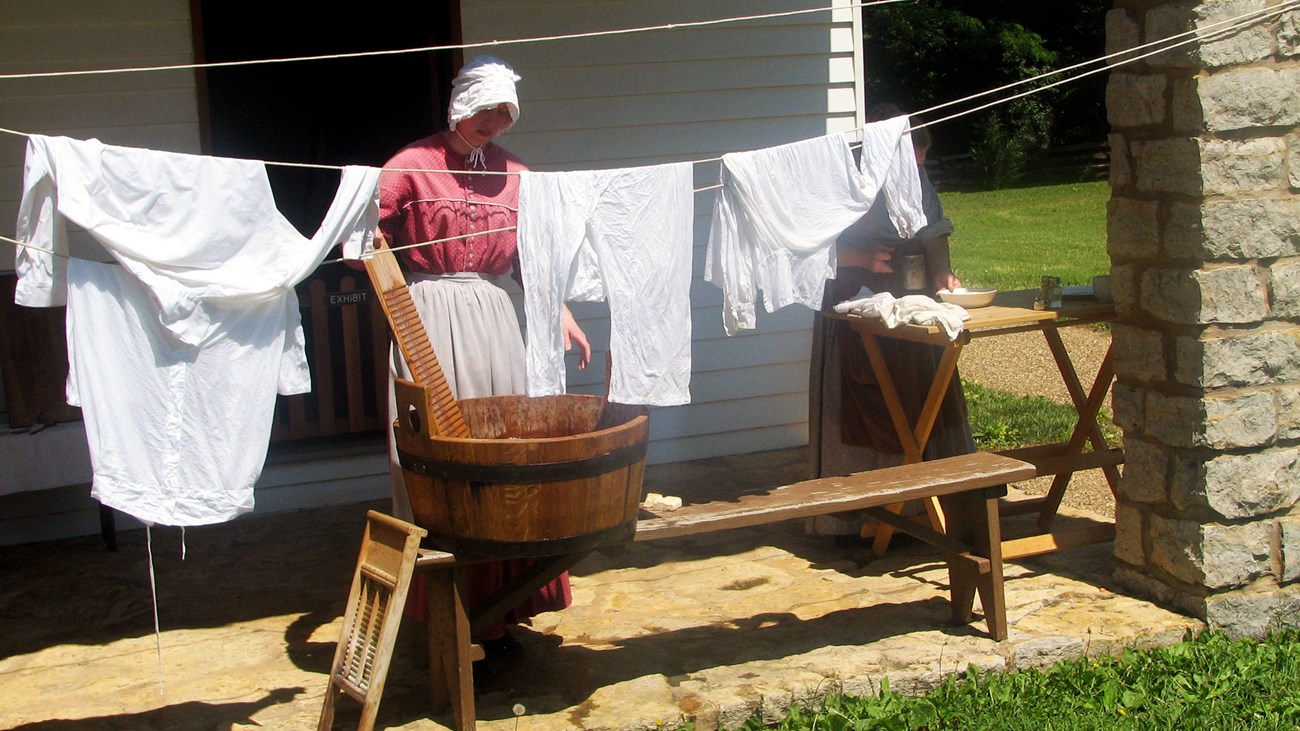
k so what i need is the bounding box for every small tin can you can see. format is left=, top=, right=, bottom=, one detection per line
left=900, top=254, right=927, bottom=292
left=1035, top=276, right=1062, bottom=310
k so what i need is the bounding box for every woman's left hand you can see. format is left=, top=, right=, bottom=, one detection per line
left=561, top=304, right=592, bottom=371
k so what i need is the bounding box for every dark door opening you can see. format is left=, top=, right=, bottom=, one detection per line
left=193, top=1, right=461, bottom=442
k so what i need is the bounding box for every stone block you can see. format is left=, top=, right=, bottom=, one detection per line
left=578, top=675, right=682, bottom=731
left=1284, top=10, right=1300, bottom=58
left=1150, top=514, right=1270, bottom=590
left=1144, top=3, right=1201, bottom=69
left=1119, top=438, right=1171, bottom=504
left=1194, top=199, right=1300, bottom=260
left=1012, top=636, right=1088, bottom=671
left=1272, top=259, right=1300, bottom=318
left=1204, top=584, right=1300, bottom=638
left=1114, top=502, right=1147, bottom=565
left=1171, top=76, right=1205, bottom=134
left=1199, top=67, right=1300, bottom=133
left=1141, top=266, right=1268, bottom=325
left=1279, top=387, right=1300, bottom=441
left=1206, top=522, right=1274, bottom=588
left=1112, top=324, right=1167, bottom=383
left=1111, top=263, right=1139, bottom=308
left=1200, top=137, right=1286, bottom=196
left=1277, top=516, right=1300, bottom=583
left=1194, top=0, right=1276, bottom=67
left=1290, top=131, right=1300, bottom=191
left=1147, top=390, right=1274, bottom=450
left=1147, top=392, right=1204, bottom=448
left=1164, top=203, right=1203, bottom=259
left=1108, top=133, right=1132, bottom=188
left=1107, top=197, right=1161, bottom=259
left=1171, top=447, right=1300, bottom=519
left=1174, top=328, right=1300, bottom=388
left=1149, top=513, right=1206, bottom=584
left=1134, top=139, right=1202, bottom=196
left=1107, top=73, right=1168, bottom=128
left=1105, top=8, right=1141, bottom=62
left=1111, top=380, right=1146, bottom=434
left=1204, top=390, right=1278, bottom=450
left=1113, top=564, right=1177, bottom=607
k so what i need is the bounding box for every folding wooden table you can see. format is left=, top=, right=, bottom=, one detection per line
left=826, top=288, right=1123, bottom=560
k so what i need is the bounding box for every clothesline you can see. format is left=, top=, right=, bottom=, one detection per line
left=1, top=234, right=68, bottom=259
left=2, top=5, right=1290, bottom=265
left=0, top=3, right=1284, bottom=186
left=916, top=2, right=1295, bottom=130
left=0, top=1, right=900, bottom=81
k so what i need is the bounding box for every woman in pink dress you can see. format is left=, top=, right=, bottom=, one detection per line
left=377, top=56, right=590, bottom=656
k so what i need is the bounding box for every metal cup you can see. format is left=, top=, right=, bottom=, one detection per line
left=900, top=254, right=926, bottom=292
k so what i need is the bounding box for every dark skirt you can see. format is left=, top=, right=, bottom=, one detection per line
left=810, top=266, right=976, bottom=479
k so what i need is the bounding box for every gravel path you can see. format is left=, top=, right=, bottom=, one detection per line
left=958, top=324, right=1117, bottom=518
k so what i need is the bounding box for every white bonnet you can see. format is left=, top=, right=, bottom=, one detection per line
left=446, top=55, right=521, bottom=130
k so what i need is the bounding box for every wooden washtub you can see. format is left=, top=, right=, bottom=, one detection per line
left=393, top=380, right=649, bottom=559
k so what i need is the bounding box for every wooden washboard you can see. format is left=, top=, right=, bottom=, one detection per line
left=362, top=240, right=470, bottom=438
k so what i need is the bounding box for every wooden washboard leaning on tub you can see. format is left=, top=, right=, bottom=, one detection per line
left=361, top=238, right=469, bottom=437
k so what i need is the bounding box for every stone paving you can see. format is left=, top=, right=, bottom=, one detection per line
left=0, top=447, right=1201, bottom=731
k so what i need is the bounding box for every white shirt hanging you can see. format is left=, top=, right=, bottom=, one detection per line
left=704, top=118, right=925, bottom=335
left=517, top=163, right=694, bottom=406
left=15, top=135, right=380, bottom=525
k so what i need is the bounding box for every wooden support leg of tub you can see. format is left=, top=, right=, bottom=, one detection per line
left=468, top=552, right=591, bottom=638
left=427, top=565, right=478, bottom=731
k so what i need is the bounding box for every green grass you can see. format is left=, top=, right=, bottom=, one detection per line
left=941, top=180, right=1110, bottom=292
left=728, top=629, right=1300, bottom=731
left=963, top=380, right=1120, bottom=451
left=942, top=181, right=1119, bottom=451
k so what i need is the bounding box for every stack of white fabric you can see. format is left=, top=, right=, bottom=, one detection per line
left=832, top=289, right=970, bottom=341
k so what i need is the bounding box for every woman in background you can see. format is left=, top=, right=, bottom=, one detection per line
left=809, top=104, right=975, bottom=528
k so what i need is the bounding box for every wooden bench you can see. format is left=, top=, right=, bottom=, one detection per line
left=414, top=450, right=1034, bottom=731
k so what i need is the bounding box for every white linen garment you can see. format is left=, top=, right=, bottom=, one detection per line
left=64, top=260, right=287, bottom=524
left=517, top=163, right=694, bottom=406
left=705, top=118, right=925, bottom=335
left=832, top=290, right=970, bottom=341
left=15, top=134, right=380, bottom=525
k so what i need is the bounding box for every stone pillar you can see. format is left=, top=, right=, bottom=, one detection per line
left=1105, top=0, right=1300, bottom=638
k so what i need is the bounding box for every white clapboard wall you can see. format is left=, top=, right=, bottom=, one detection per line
left=0, top=0, right=865, bottom=544
left=462, top=0, right=865, bottom=464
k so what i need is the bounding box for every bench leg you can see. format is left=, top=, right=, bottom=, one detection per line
left=426, top=565, right=477, bottom=731
left=940, top=489, right=1007, bottom=641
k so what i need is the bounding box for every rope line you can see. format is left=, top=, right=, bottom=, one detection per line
left=908, top=2, right=1295, bottom=128
left=2, top=3, right=1292, bottom=262
left=4, top=2, right=1282, bottom=177
left=0, top=1, right=897, bottom=81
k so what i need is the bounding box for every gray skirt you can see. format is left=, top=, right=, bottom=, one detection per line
left=386, top=272, right=525, bottom=520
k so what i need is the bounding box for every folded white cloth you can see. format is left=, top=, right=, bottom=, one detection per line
left=833, top=291, right=969, bottom=341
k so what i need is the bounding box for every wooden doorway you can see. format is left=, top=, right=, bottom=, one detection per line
left=191, top=1, right=461, bottom=442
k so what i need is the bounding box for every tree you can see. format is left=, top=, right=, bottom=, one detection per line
left=862, top=0, right=1109, bottom=185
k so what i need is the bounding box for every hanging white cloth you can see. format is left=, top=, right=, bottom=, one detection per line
left=14, top=134, right=380, bottom=525
left=704, top=118, right=925, bottom=335
left=517, top=162, right=694, bottom=406
left=64, top=259, right=289, bottom=524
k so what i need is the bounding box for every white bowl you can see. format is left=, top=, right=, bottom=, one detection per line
left=938, top=287, right=997, bottom=308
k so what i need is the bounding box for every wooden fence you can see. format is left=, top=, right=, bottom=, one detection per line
left=927, top=142, right=1110, bottom=190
